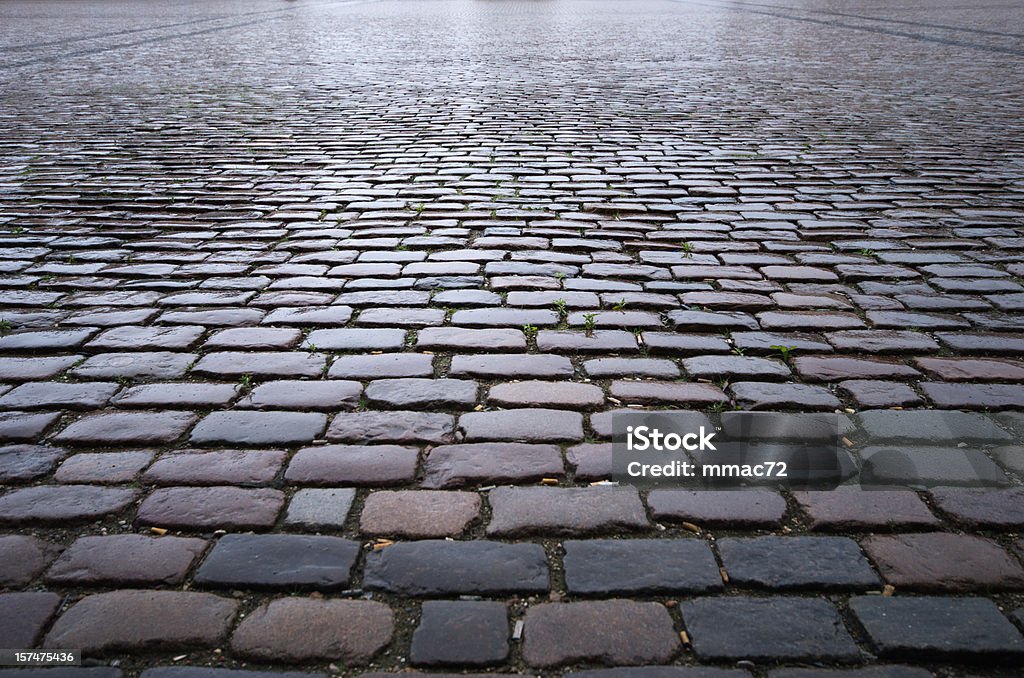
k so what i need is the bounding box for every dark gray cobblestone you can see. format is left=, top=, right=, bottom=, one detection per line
left=682, top=597, right=860, bottom=662
left=849, top=596, right=1024, bottom=661
left=717, top=536, right=880, bottom=590
left=363, top=540, right=549, bottom=596
left=192, top=534, right=360, bottom=589
left=2, top=0, right=1024, bottom=673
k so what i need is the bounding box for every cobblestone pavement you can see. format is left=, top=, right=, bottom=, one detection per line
left=2, top=0, right=1024, bottom=676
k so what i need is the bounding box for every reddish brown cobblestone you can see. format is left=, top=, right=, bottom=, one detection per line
left=522, top=600, right=680, bottom=667
left=929, top=487, right=1024, bottom=528
left=44, top=591, right=238, bottom=654
left=864, top=533, right=1024, bottom=591
left=0, top=486, right=137, bottom=525
left=46, top=535, right=207, bottom=586
left=359, top=490, right=480, bottom=537
left=230, top=598, right=393, bottom=664
left=135, top=487, right=284, bottom=531
left=794, top=491, right=939, bottom=531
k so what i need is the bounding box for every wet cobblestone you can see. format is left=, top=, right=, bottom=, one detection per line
left=2, top=0, right=1024, bottom=674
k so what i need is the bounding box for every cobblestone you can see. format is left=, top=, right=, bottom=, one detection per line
left=283, top=488, right=355, bottom=529
left=135, top=487, right=284, bottom=531
left=0, top=382, right=119, bottom=411
left=0, top=592, right=61, bottom=648
left=522, top=600, right=679, bottom=667
left=564, top=442, right=610, bottom=481
left=328, top=353, right=433, bottom=379
left=0, top=485, right=137, bottom=525
left=423, top=440, right=569, bottom=489
left=921, top=382, right=1024, bottom=410
left=683, top=356, right=791, bottom=380
left=857, top=410, right=1011, bottom=443
left=682, top=597, right=859, bottom=662
left=825, top=330, right=940, bottom=354
left=44, top=591, right=238, bottom=654
left=563, top=539, right=722, bottom=594
left=794, top=356, right=920, bottom=382
left=142, top=449, right=285, bottom=486
left=236, top=380, right=361, bottom=410
left=2, top=0, right=1024, bottom=671
left=416, top=327, right=525, bottom=352
left=193, top=534, right=359, bottom=589
left=364, top=378, right=478, bottom=409
left=929, top=487, right=1024, bottom=528
left=537, top=330, right=639, bottom=353
left=838, top=380, right=923, bottom=408
left=487, top=380, right=604, bottom=409
left=487, top=486, right=648, bottom=536
left=285, top=444, right=418, bottom=485
left=849, top=596, right=1024, bottom=660
left=718, top=536, right=880, bottom=590
left=457, top=408, right=584, bottom=442
left=327, top=411, right=453, bottom=444
left=230, top=598, right=392, bottom=665
left=768, top=669, right=930, bottom=678
left=730, top=382, right=841, bottom=410
left=113, top=383, right=238, bottom=408
left=359, top=490, right=480, bottom=537
left=0, top=444, right=65, bottom=482
left=190, top=411, right=326, bottom=445
left=863, top=533, right=1024, bottom=591
left=363, top=540, right=549, bottom=596
left=54, top=411, right=196, bottom=445
left=609, top=381, right=728, bottom=406
left=859, top=445, right=1008, bottom=487
left=794, top=491, right=939, bottom=531
left=583, top=357, right=679, bottom=378
left=448, top=354, right=573, bottom=378
left=46, top=535, right=206, bottom=586
left=70, top=352, right=196, bottom=380
left=410, top=601, right=508, bottom=667
left=0, top=535, right=60, bottom=587
left=648, top=490, right=788, bottom=528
